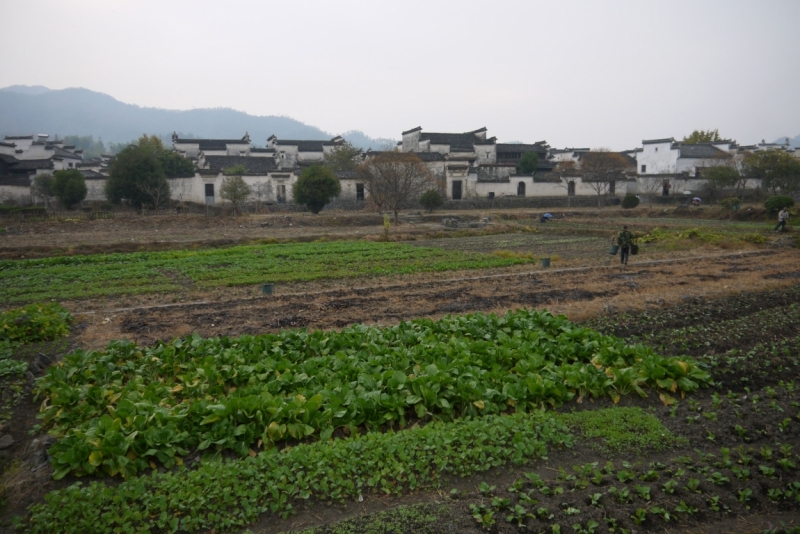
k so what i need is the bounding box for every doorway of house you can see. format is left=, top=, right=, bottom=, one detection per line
left=452, top=180, right=462, bottom=200
left=205, top=183, right=215, bottom=205
left=517, top=181, right=526, bottom=197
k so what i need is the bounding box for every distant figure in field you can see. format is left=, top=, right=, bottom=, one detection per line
left=662, top=180, right=671, bottom=196
left=775, top=207, right=790, bottom=232
left=617, top=225, right=633, bottom=266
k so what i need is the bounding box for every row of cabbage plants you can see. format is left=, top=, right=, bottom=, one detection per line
left=36, top=309, right=710, bottom=479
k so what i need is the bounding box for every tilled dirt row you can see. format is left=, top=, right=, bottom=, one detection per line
left=71, top=250, right=800, bottom=349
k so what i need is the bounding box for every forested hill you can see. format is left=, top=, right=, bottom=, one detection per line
left=0, top=86, right=393, bottom=150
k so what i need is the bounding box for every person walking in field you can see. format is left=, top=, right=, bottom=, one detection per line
left=775, top=207, right=790, bottom=232
left=617, top=224, right=633, bottom=265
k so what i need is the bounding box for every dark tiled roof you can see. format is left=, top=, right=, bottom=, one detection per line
left=0, top=154, right=18, bottom=164
left=402, top=126, right=422, bottom=135
left=251, top=147, right=276, bottom=153
left=79, top=169, right=108, bottom=180
left=12, top=159, right=54, bottom=170
left=204, top=155, right=277, bottom=174
left=678, top=144, right=730, bottom=159
left=642, top=138, right=675, bottom=145
left=0, top=175, right=31, bottom=186
left=496, top=143, right=548, bottom=154
left=335, top=170, right=358, bottom=180
left=476, top=177, right=511, bottom=183
left=553, top=147, right=591, bottom=154
left=420, top=132, right=484, bottom=151
left=274, top=140, right=337, bottom=151
left=0, top=142, right=15, bottom=147
left=54, top=147, right=81, bottom=159
left=4, top=135, right=33, bottom=140
left=175, top=138, right=248, bottom=144
left=414, top=152, right=447, bottom=162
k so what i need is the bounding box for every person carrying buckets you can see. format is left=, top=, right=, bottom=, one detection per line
left=613, top=224, right=635, bottom=266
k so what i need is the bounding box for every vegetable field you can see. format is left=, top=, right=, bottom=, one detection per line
left=1, top=213, right=799, bottom=533
left=413, top=233, right=608, bottom=259
left=0, top=241, right=534, bottom=304
left=35, top=309, right=708, bottom=480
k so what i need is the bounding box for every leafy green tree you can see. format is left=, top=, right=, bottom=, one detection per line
left=220, top=175, right=252, bottom=216
left=683, top=129, right=722, bottom=144
left=51, top=169, right=87, bottom=210
left=159, top=150, right=195, bottom=177
left=701, top=165, right=741, bottom=203
left=106, top=134, right=196, bottom=208
left=744, top=150, right=800, bottom=195
left=323, top=142, right=362, bottom=172
left=518, top=151, right=539, bottom=174
left=419, top=189, right=444, bottom=212
left=106, top=143, right=169, bottom=208
left=31, top=173, right=56, bottom=207
left=292, top=165, right=341, bottom=214
left=765, top=195, right=795, bottom=213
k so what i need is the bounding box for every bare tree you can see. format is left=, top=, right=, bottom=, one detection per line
left=137, top=179, right=170, bottom=210
left=580, top=150, right=631, bottom=208
left=554, top=161, right=578, bottom=207
left=251, top=181, right=273, bottom=212
left=31, top=173, right=56, bottom=208
left=356, top=152, right=434, bottom=223
left=637, top=176, right=663, bottom=208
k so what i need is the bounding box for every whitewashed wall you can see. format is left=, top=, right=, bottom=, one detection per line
left=636, top=141, right=679, bottom=174
left=16, top=145, right=53, bottom=160
left=0, top=185, right=31, bottom=203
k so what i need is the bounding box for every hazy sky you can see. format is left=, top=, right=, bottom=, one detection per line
left=2, top=0, right=799, bottom=149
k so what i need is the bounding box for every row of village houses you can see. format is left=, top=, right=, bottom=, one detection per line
left=1, top=128, right=798, bottom=207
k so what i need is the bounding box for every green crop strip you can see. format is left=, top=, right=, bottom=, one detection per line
left=0, top=241, right=533, bottom=303
left=19, top=411, right=571, bottom=533
left=286, top=503, right=449, bottom=534
left=561, top=407, right=688, bottom=454
left=1, top=302, right=72, bottom=414
left=35, top=309, right=709, bottom=479
left=18, top=407, right=682, bottom=534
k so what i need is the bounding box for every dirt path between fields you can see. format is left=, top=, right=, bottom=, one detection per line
left=71, top=249, right=800, bottom=349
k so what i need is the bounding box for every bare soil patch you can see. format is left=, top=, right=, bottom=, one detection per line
left=65, top=249, right=800, bottom=349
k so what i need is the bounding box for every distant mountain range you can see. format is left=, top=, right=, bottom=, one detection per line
left=0, top=85, right=395, bottom=150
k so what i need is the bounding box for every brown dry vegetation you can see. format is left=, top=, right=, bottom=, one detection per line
left=71, top=249, right=800, bottom=350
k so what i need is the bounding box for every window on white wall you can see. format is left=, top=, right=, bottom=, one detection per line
left=641, top=165, right=647, bottom=173
left=655, top=147, right=658, bottom=152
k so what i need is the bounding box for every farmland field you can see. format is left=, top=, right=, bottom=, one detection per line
left=2, top=206, right=800, bottom=534
left=412, top=233, right=608, bottom=259
left=0, top=241, right=534, bottom=304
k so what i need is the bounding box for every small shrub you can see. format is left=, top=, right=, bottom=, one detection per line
left=765, top=195, right=795, bottom=213
left=0, top=303, right=73, bottom=344
left=419, top=189, right=444, bottom=213
left=621, top=194, right=640, bottom=209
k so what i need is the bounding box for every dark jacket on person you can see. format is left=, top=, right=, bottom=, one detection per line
left=617, top=230, right=633, bottom=247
